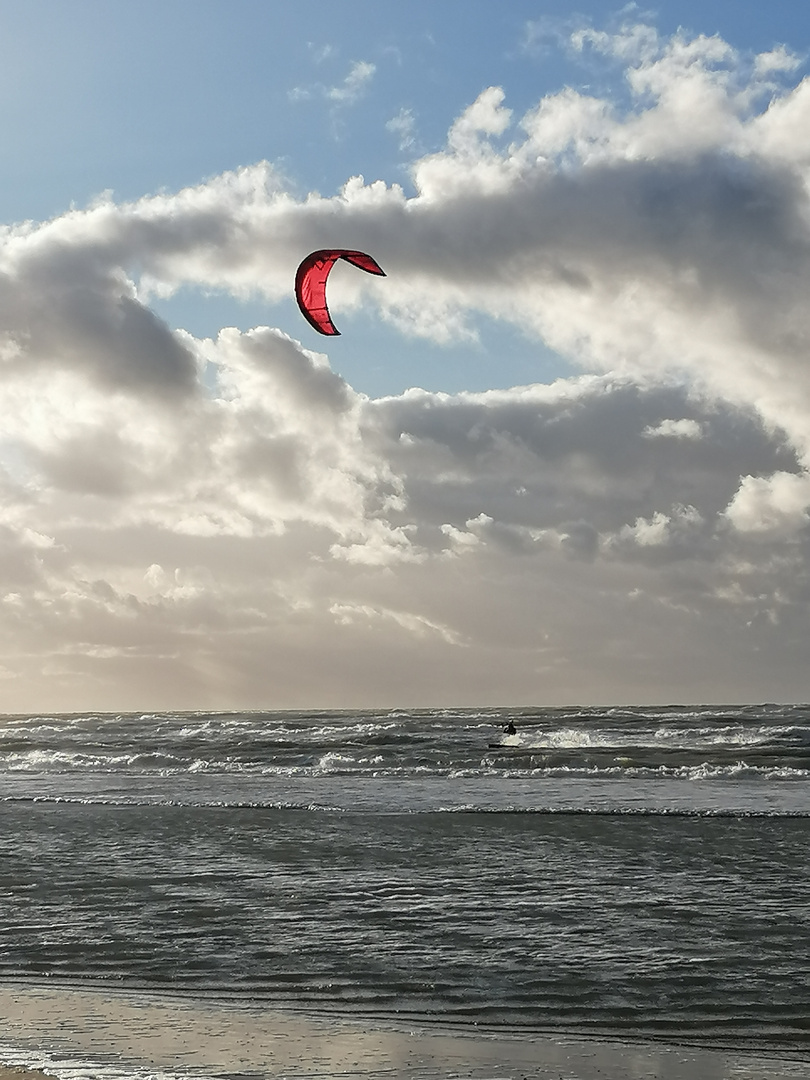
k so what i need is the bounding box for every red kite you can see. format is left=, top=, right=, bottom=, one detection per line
left=295, top=249, right=386, bottom=336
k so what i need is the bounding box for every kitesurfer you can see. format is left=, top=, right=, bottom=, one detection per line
left=503, top=720, right=517, bottom=736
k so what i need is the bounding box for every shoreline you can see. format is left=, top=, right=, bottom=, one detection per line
left=1, top=984, right=808, bottom=1080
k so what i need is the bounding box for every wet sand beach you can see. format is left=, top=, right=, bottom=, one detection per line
left=0, top=985, right=807, bottom=1080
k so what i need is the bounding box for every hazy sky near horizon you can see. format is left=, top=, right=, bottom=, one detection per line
left=1, top=1, right=809, bottom=710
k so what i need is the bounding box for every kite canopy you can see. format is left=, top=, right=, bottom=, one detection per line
left=295, top=249, right=386, bottom=336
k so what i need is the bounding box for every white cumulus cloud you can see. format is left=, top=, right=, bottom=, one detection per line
left=0, top=22, right=808, bottom=707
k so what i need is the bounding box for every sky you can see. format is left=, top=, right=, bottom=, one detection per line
left=0, top=1, right=809, bottom=710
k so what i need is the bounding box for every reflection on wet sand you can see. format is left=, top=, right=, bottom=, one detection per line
left=0, top=985, right=806, bottom=1080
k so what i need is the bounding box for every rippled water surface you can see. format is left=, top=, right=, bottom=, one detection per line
left=0, top=705, right=808, bottom=1055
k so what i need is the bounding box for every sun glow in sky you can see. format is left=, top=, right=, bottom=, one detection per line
left=1, top=1, right=809, bottom=710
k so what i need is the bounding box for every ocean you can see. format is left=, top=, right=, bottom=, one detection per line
left=0, top=705, right=808, bottom=1076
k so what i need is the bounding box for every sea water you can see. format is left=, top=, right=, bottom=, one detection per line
left=0, top=705, right=808, bottom=1069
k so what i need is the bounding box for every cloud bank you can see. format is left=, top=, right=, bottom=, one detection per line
left=1, top=23, right=809, bottom=709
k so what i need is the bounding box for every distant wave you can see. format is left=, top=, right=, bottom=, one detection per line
left=2, top=794, right=808, bottom=816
